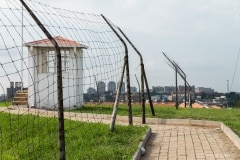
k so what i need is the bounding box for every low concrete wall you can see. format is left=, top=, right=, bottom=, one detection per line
left=221, top=123, right=240, bottom=150
left=132, top=128, right=151, bottom=160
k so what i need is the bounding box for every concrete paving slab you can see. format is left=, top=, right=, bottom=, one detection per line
left=141, top=125, right=240, bottom=160
left=1, top=107, right=240, bottom=160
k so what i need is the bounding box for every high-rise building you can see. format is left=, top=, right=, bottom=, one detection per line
left=178, top=85, right=185, bottom=93
left=195, top=87, right=214, bottom=94
left=117, top=82, right=125, bottom=93
left=97, top=81, right=106, bottom=95
left=108, top=81, right=116, bottom=92
left=164, top=86, right=174, bottom=93
left=152, top=86, right=164, bottom=93
left=130, top=86, right=137, bottom=93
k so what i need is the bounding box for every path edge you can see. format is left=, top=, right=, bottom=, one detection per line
left=132, top=127, right=151, bottom=160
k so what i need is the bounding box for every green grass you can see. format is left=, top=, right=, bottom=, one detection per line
left=75, top=104, right=240, bottom=136
left=0, top=112, right=147, bottom=160
left=0, top=101, right=12, bottom=107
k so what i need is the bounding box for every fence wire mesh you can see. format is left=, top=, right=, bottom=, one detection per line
left=0, top=0, right=139, bottom=159
left=0, top=0, right=126, bottom=110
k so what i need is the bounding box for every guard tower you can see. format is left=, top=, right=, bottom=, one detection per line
left=25, top=36, right=87, bottom=109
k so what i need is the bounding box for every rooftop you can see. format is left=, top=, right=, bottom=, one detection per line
left=24, top=36, right=88, bottom=48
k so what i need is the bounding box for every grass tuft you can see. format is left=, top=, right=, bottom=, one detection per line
left=0, top=101, right=12, bottom=107
left=0, top=112, right=147, bottom=159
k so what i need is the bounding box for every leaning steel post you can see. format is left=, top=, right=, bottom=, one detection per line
left=101, top=14, right=133, bottom=125
left=117, top=27, right=155, bottom=118
left=143, top=68, right=155, bottom=116
left=110, top=62, right=126, bottom=131
left=141, top=64, right=146, bottom=124
left=185, top=79, right=187, bottom=108
left=117, top=27, right=146, bottom=123
left=135, top=74, right=141, bottom=105
left=20, top=0, right=66, bottom=159
left=175, top=66, right=178, bottom=109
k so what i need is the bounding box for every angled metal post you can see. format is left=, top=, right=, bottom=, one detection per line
left=20, top=0, right=65, bottom=159
left=173, top=61, right=187, bottom=108
left=143, top=68, right=155, bottom=115
left=117, top=27, right=155, bottom=120
left=175, top=66, right=178, bottom=109
left=141, top=63, right=146, bottom=123
left=162, top=52, right=179, bottom=109
left=135, top=74, right=141, bottom=105
left=101, top=14, right=133, bottom=125
left=185, top=79, right=187, bottom=107
left=110, top=63, right=126, bottom=131
left=163, top=52, right=191, bottom=109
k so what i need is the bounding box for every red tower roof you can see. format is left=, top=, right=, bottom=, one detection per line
left=25, top=36, right=88, bottom=48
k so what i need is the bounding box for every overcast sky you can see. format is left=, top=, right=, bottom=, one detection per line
left=2, top=0, right=240, bottom=93
left=43, top=0, right=240, bottom=93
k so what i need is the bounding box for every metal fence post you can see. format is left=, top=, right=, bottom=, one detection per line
left=175, top=66, right=178, bottom=109
left=20, top=0, right=66, bottom=159
left=117, top=27, right=156, bottom=119
left=101, top=14, right=133, bottom=125
left=110, top=63, right=126, bottom=131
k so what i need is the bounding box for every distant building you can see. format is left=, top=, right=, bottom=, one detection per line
left=87, top=87, right=96, bottom=94
left=130, top=86, right=137, bottom=93
left=152, top=85, right=184, bottom=94
left=195, top=87, right=214, bottom=94
left=0, top=94, right=5, bottom=101
left=190, top=85, right=195, bottom=92
left=6, top=82, right=22, bottom=99
left=108, top=81, right=116, bottom=92
left=178, top=85, right=185, bottom=93
left=152, top=86, right=164, bottom=94
left=151, top=85, right=196, bottom=95
left=164, top=86, right=174, bottom=94
left=117, top=82, right=125, bottom=93
left=97, top=81, right=106, bottom=95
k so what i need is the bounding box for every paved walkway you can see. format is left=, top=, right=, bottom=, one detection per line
left=141, top=125, right=240, bottom=160
left=1, top=107, right=240, bottom=159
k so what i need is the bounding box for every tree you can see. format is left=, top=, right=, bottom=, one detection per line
left=201, top=92, right=206, bottom=99
left=225, top=92, right=240, bottom=107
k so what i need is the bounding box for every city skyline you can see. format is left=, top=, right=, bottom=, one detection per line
left=85, top=80, right=217, bottom=94
left=42, top=0, right=240, bottom=93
